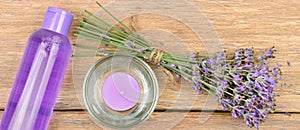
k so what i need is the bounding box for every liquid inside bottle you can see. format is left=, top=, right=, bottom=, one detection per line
left=0, top=7, right=73, bottom=130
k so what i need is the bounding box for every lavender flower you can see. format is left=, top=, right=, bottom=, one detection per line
left=216, top=52, right=225, bottom=65
left=100, top=33, right=110, bottom=41
left=77, top=6, right=284, bottom=129
left=216, top=80, right=227, bottom=99
left=189, top=53, right=197, bottom=61
left=187, top=47, right=280, bottom=129
left=259, top=47, right=275, bottom=62
left=100, top=33, right=110, bottom=47
left=124, top=40, right=136, bottom=48
left=272, top=64, right=281, bottom=79
left=231, top=106, right=245, bottom=118
left=192, top=64, right=203, bottom=94
left=234, top=49, right=243, bottom=66
left=244, top=48, right=254, bottom=64
left=169, top=63, right=177, bottom=68
left=98, top=48, right=109, bottom=56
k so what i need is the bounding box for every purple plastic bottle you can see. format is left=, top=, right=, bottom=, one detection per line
left=0, top=7, right=73, bottom=130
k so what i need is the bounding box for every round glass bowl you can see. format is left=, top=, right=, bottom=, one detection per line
left=83, top=54, right=158, bottom=129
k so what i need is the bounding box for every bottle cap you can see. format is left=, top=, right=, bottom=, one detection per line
left=42, top=7, right=73, bottom=36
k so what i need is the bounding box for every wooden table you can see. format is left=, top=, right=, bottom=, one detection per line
left=1, top=0, right=300, bottom=129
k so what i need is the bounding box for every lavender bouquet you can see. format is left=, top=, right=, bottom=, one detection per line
left=75, top=2, right=282, bottom=129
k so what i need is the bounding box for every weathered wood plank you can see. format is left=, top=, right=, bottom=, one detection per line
left=0, top=110, right=298, bottom=130
left=0, top=0, right=300, bottom=113
left=0, top=0, right=300, bottom=129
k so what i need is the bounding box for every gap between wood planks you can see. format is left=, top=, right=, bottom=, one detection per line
left=0, top=109, right=298, bottom=115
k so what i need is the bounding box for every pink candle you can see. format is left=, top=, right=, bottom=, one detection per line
left=101, top=72, right=141, bottom=111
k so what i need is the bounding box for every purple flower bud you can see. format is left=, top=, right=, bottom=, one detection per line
left=252, top=71, right=260, bottom=78
left=245, top=48, right=253, bottom=56
left=244, top=48, right=254, bottom=64
left=207, top=58, right=216, bottom=65
left=216, top=52, right=225, bottom=64
left=218, top=80, right=228, bottom=88
left=211, top=81, right=217, bottom=87
left=259, top=91, right=269, bottom=102
left=251, top=94, right=259, bottom=100
left=267, top=48, right=274, bottom=54
left=245, top=100, right=253, bottom=109
left=192, top=64, right=200, bottom=76
left=268, top=87, right=274, bottom=93
left=219, top=99, right=233, bottom=110
left=248, top=91, right=254, bottom=96
left=267, top=77, right=276, bottom=85
left=272, top=67, right=279, bottom=76
left=169, top=63, right=177, bottom=68
left=267, top=102, right=275, bottom=110
left=245, top=117, right=252, bottom=127
left=193, top=80, right=203, bottom=94
left=189, top=53, right=197, bottom=61
left=203, top=67, right=211, bottom=74
left=233, top=94, right=242, bottom=103
left=199, top=58, right=204, bottom=62
left=235, top=49, right=243, bottom=59
left=193, top=85, right=203, bottom=94
left=272, top=64, right=281, bottom=79
left=231, top=111, right=238, bottom=119
left=243, top=63, right=252, bottom=69
left=260, top=110, right=268, bottom=119
left=231, top=106, right=245, bottom=119
left=256, top=103, right=263, bottom=109
left=102, top=53, right=109, bottom=57
left=265, top=53, right=273, bottom=58
left=246, top=57, right=253, bottom=64
left=123, top=40, right=135, bottom=48
left=254, top=81, right=263, bottom=91
left=259, top=68, right=268, bottom=75
left=137, top=47, right=147, bottom=53
left=224, top=63, right=230, bottom=68
left=216, top=80, right=227, bottom=98
left=100, top=33, right=110, bottom=41
left=254, top=120, right=259, bottom=129
left=231, top=74, right=240, bottom=83
left=260, top=47, right=275, bottom=62
left=236, top=85, right=247, bottom=92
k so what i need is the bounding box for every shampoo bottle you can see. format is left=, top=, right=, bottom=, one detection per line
left=0, top=7, right=73, bottom=130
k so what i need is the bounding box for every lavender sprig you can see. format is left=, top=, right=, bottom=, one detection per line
left=75, top=2, right=283, bottom=129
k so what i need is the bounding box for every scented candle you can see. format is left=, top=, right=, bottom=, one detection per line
left=101, top=72, right=140, bottom=111
left=83, top=54, right=158, bottom=129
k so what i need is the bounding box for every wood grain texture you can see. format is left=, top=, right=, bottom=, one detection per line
left=0, top=0, right=299, bottom=129
left=0, top=111, right=298, bottom=130
left=49, top=111, right=300, bottom=130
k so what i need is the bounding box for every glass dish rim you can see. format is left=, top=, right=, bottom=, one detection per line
left=82, top=54, right=159, bottom=129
